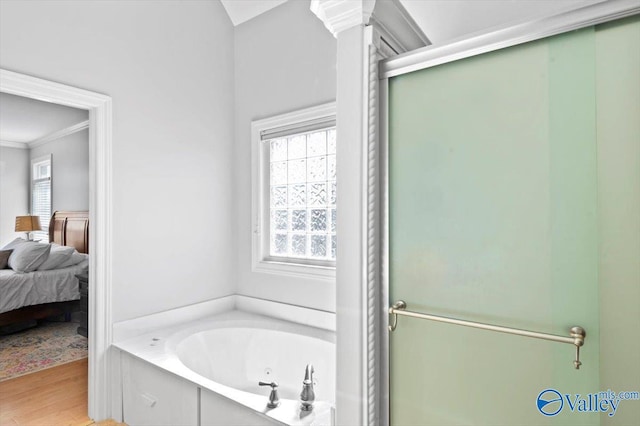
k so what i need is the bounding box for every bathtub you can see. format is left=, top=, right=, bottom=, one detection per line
left=114, top=309, right=336, bottom=426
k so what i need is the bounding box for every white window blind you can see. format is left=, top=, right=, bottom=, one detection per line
left=260, top=117, right=336, bottom=141
left=31, top=156, right=51, bottom=242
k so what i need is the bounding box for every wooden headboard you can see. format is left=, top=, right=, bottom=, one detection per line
left=48, top=211, right=89, bottom=254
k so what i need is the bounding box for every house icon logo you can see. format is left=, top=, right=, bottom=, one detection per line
left=537, top=389, right=564, bottom=416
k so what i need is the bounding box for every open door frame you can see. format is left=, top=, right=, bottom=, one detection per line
left=1, top=69, right=113, bottom=421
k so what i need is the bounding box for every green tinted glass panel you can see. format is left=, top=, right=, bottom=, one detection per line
left=389, top=27, right=599, bottom=425
left=595, top=16, right=640, bottom=426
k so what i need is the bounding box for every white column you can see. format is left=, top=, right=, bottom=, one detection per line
left=311, top=2, right=380, bottom=425
left=311, top=1, right=428, bottom=424
left=336, top=24, right=369, bottom=426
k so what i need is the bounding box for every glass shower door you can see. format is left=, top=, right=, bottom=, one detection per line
left=388, top=27, right=600, bottom=426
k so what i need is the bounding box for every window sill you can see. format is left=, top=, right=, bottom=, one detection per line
left=252, top=259, right=336, bottom=281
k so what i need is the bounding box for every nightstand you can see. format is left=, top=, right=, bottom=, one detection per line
left=76, top=273, right=88, bottom=337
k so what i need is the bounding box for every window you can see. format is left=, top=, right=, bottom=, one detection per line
left=252, top=103, right=336, bottom=279
left=31, top=155, right=51, bottom=242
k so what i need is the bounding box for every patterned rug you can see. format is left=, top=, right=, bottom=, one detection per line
left=0, top=320, right=88, bottom=381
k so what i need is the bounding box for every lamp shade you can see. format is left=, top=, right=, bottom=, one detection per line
left=15, top=215, right=42, bottom=232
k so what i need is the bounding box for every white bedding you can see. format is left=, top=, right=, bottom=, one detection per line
left=0, top=260, right=89, bottom=314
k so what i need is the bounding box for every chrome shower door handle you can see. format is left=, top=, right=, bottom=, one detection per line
left=388, top=300, right=407, bottom=331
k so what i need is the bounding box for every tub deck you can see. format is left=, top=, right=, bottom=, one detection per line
left=113, top=309, right=335, bottom=426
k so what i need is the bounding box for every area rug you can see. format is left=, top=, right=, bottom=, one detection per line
left=0, top=320, right=88, bottom=381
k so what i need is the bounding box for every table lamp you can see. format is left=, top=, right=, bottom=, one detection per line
left=15, top=215, right=42, bottom=241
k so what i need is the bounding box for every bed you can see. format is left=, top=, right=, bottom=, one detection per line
left=0, top=211, right=89, bottom=328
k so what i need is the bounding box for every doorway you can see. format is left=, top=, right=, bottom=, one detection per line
left=1, top=69, right=113, bottom=421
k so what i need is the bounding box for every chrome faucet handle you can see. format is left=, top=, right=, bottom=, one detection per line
left=259, top=381, right=280, bottom=408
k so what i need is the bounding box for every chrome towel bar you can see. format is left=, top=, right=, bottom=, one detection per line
left=388, top=300, right=586, bottom=369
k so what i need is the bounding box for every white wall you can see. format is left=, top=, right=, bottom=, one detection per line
left=31, top=128, right=89, bottom=212
left=0, top=0, right=236, bottom=322
left=234, top=0, right=337, bottom=312
left=0, top=146, right=29, bottom=246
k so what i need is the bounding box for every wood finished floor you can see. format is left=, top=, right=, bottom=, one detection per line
left=0, top=358, right=125, bottom=426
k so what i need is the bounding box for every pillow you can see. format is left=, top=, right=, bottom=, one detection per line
left=8, top=243, right=51, bottom=273
left=37, top=245, right=75, bottom=271
left=0, top=249, right=13, bottom=269
left=1, top=237, right=28, bottom=250
left=58, top=251, right=89, bottom=268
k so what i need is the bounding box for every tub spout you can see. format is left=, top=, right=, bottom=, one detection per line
left=300, top=364, right=315, bottom=412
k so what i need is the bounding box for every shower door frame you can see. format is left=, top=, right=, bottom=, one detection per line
left=376, top=1, right=640, bottom=424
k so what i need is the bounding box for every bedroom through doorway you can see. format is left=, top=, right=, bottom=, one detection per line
left=0, top=92, right=92, bottom=419
left=0, top=68, right=113, bottom=422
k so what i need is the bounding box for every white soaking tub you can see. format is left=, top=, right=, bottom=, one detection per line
left=114, top=309, right=336, bottom=426
left=176, top=327, right=335, bottom=403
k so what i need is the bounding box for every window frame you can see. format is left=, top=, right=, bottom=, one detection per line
left=31, top=154, right=52, bottom=242
left=251, top=102, right=337, bottom=280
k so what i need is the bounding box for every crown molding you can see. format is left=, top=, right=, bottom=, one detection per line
left=0, top=119, right=89, bottom=150
left=0, top=139, right=28, bottom=149
left=310, top=0, right=376, bottom=36
left=369, top=0, right=430, bottom=55
left=29, top=119, right=89, bottom=148
left=310, top=0, right=429, bottom=56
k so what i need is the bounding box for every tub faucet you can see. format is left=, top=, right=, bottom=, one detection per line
left=300, top=364, right=315, bottom=412
left=258, top=381, right=280, bottom=408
